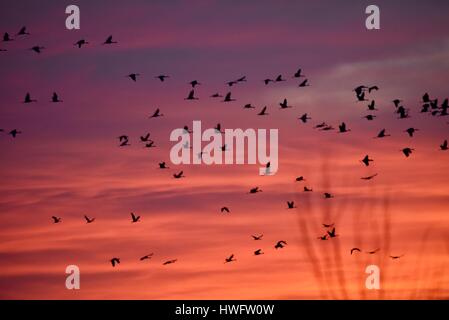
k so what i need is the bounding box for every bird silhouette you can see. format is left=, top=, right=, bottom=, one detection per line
left=173, top=171, right=185, bottom=179
left=298, top=113, right=311, bottom=123
left=361, top=173, right=378, bottom=180
left=279, top=98, right=291, bottom=109
left=103, top=35, right=117, bottom=45
left=293, top=68, right=304, bottom=78
left=30, top=46, right=45, bottom=53
left=17, top=27, right=30, bottom=36
left=397, top=106, right=409, bottom=119
left=364, top=114, right=376, bottom=121
left=350, top=248, right=361, bottom=255
left=367, top=248, right=380, bottom=254
left=324, top=192, right=333, bottom=199
left=224, top=254, right=236, bottom=263
left=263, top=79, right=273, bottom=85
left=327, top=227, right=338, bottom=238
left=110, top=258, right=120, bottom=267
left=317, top=235, right=328, bottom=241
left=275, top=74, right=286, bottom=82
left=23, top=93, right=37, bottom=103
left=354, top=85, right=367, bottom=97
left=74, top=39, right=88, bottom=48
left=258, top=106, right=268, bottom=116
left=356, top=91, right=367, bottom=102
left=140, top=133, right=151, bottom=142
left=422, top=93, right=431, bottom=103
left=376, top=129, right=390, bottom=138
left=149, top=108, right=163, bottom=118
left=163, top=259, right=177, bottom=265
left=51, top=92, right=62, bottom=103
left=156, top=75, right=169, bottom=82
left=314, top=122, right=328, bottom=129
left=127, top=73, right=140, bottom=82
left=220, top=207, right=230, bottom=213
left=287, top=201, right=296, bottom=209
left=367, top=100, right=377, bottom=111
left=440, top=140, right=448, bottom=151
left=185, top=90, right=199, bottom=100
left=274, top=240, right=287, bottom=249
left=9, top=129, right=22, bottom=138
left=243, top=103, right=255, bottom=109
left=402, top=148, right=414, bottom=157
left=52, top=216, right=62, bottom=224
left=252, top=234, right=263, bottom=240
left=299, top=79, right=310, bottom=87
left=338, top=122, right=350, bottom=133
left=304, top=186, right=313, bottom=192
left=84, top=215, right=95, bottom=223
left=118, top=135, right=130, bottom=147
left=130, top=212, right=141, bottom=223
left=227, top=80, right=238, bottom=87
left=361, top=155, right=374, bottom=166
left=254, top=249, right=264, bottom=256
left=249, top=187, right=262, bottom=194
left=210, top=93, right=223, bottom=98
left=322, top=223, right=334, bottom=228
left=3, top=32, right=13, bottom=42
left=389, top=254, right=404, bottom=260
left=236, top=76, right=247, bottom=82
left=222, top=92, right=235, bottom=102
left=295, top=176, right=305, bottom=182
left=158, top=162, right=169, bottom=169
left=140, top=253, right=154, bottom=261
left=405, top=127, right=418, bottom=137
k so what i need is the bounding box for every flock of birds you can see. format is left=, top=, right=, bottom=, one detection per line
left=2, top=26, right=448, bottom=269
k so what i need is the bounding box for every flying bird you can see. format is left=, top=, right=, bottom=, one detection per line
left=149, top=108, right=163, bottom=118
left=275, top=74, right=286, bottom=82
left=243, top=103, right=255, bottom=109
left=440, top=140, right=448, bottom=151
left=405, top=127, right=418, bottom=137
left=118, top=135, right=130, bottom=147
left=130, top=212, right=141, bottom=223
left=224, top=254, right=236, bottom=263
left=140, top=133, right=151, bottom=142
left=324, top=192, right=333, bottom=199
left=103, top=35, right=117, bottom=44
left=298, top=113, right=311, bottom=123
left=127, top=73, right=140, bottom=82
left=361, top=155, right=374, bottom=166
left=30, top=46, right=45, bottom=53
left=392, top=99, right=402, bottom=108
left=376, top=129, right=390, bottom=138
left=279, top=98, right=291, bottom=109
left=3, top=32, right=13, bottom=42
left=254, top=249, right=264, bottom=256
left=293, top=68, right=304, bottom=78
left=236, top=76, right=247, bottom=82
left=84, top=215, right=95, bottom=224
left=351, top=248, right=361, bottom=255
left=173, top=171, right=185, bottom=179
left=222, top=92, right=235, bottom=102
left=185, top=90, right=199, bottom=100
left=304, top=186, right=313, bottom=192
left=51, top=216, right=61, bottom=224
left=299, top=79, right=310, bottom=87
left=220, top=207, right=230, bottom=213
left=158, top=162, right=169, bottom=169
left=363, top=114, right=376, bottom=121
left=189, top=80, right=200, bottom=88
left=144, top=141, right=156, bottom=148
left=275, top=240, right=287, bottom=249
left=258, top=106, right=268, bottom=116
left=317, top=235, right=328, bottom=241
left=295, top=176, right=305, bottom=182
left=163, top=259, right=177, bottom=265
left=287, top=201, right=296, bottom=209
left=322, top=223, right=334, bottom=228
left=252, top=234, right=263, bottom=240
left=17, top=26, right=30, bottom=36
left=368, top=86, right=379, bottom=93
left=110, top=258, right=120, bottom=267
left=23, top=93, right=37, bottom=103
left=51, top=92, right=62, bottom=103
left=263, top=79, right=273, bottom=85
left=389, top=255, right=404, bottom=260
left=74, top=39, right=88, bottom=48
left=361, top=173, right=378, bottom=180
left=338, top=122, right=350, bottom=133
left=210, top=93, right=222, bottom=98
left=140, top=253, right=154, bottom=261
left=9, top=129, right=22, bottom=138
left=156, top=75, right=169, bottom=82
left=402, top=148, right=414, bottom=157
left=367, top=100, right=377, bottom=111
left=367, top=248, right=380, bottom=254
left=249, top=187, right=262, bottom=194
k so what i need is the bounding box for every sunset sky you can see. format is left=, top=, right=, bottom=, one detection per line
left=0, top=0, right=448, bottom=299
